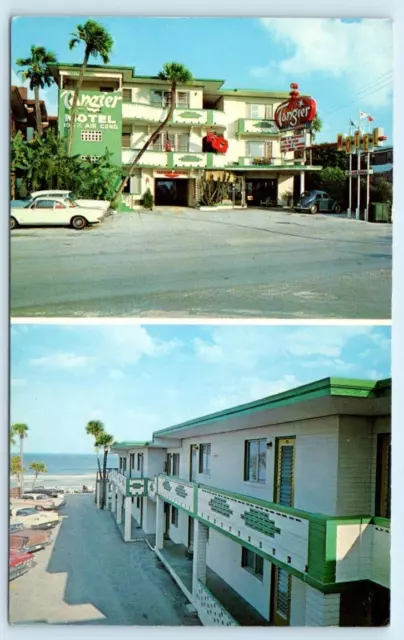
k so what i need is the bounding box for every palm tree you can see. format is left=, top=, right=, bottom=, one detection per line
left=309, top=114, right=323, bottom=165
left=85, top=420, right=105, bottom=479
left=29, top=462, right=47, bottom=489
left=11, top=456, right=25, bottom=486
left=112, top=62, right=193, bottom=207
left=10, top=425, right=16, bottom=448
left=16, top=46, right=57, bottom=137
left=95, top=432, right=115, bottom=510
left=11, top=423, right=28, bottom=496
left=67, top=19, right=114, bottom=155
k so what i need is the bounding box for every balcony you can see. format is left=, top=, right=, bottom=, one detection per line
left=155, top=474, right=390, bottom=590
left=237, top=156, right=305, bottom=169
left=334, top=517, right=390, bottom=589
left=237, top=118, right=279, bottom=136
left=121, top=149, right=230, bottom=170
left=122, top=101, right=226, bottom=127
left=109, top=469, right=148, bottom=497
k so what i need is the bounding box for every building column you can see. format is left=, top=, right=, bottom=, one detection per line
left=96, top=481, right=101, bottom=508
left=116, top=492, right=123, bottom=524
left=300, top=170, right=305, bottom=195
left=155, top=495, right=165, bottom=550
left=192, top=519, right=208, bottom=597
left=305, top=586, right=341, bottom=626
left=124, top=496, right=132, bottom=542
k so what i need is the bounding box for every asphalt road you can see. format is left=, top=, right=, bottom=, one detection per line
left=10, top=209, right=392, bottom=318
left=9, top=494, right=200, bottom=625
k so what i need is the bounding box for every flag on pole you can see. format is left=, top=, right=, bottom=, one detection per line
left=360, top=111, right=374, bottom=122
left=350, top=120, right=357, bottom=128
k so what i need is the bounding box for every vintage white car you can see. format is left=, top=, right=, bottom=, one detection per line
left=10, top=506, right=60, bottom=529
left=30, top=190, right=110, bottom=211
left=10, top=196, right=105, bottom=230
left=11, top=496, right=57, bottom=511
left=19, top=493, right=65, bottom=509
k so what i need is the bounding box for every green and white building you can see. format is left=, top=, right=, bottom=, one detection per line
left=107, top=376, right=391, bottom=627
left=51, top=63, right=320, bottom=209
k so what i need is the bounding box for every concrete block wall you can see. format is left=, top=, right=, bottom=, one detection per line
left=336, top=416, right=374, bottom=515
left=304, top=586, right=340, bottom=626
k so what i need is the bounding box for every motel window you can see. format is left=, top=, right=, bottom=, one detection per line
left=149, top=131, right=189, bottom=152
left=122, top=126, right=132, bottom=149
left=249, top=104, right=264, bottom=119
left=246, top=141, right=273, bottom=159
left=137, top=453, right=144, bottom=473
left=274, top=438, right=295, bottom=507
left=122, top=457, right=127, bottom=473
left=136, top=497, right=141, bottom=508
left=81, top=130, right=103, bottom=142
left=241, top=547, right=264, bottom=580
left=199, top=444, right=211, bottom=475
left=80, top=155, right=101, bottom=163
left=172, top=453, right=180, bottom=476
left=171, top=506, right=179, bottom=527
left=122, top=88, right=132, bottom=102
left=376, top=433, right=391, bottom=519
left=166, top=454, right=172, bottom=475
left=130, top=454, right=135, bottom=470
left=244, top=438, right=267, bottom=483
left=150, top=90, right=190, bottom=108
left=129, top=171, right=142, bottom=195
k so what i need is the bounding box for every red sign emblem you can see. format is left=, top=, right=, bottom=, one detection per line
left=275, top=83, right=316, bottom=131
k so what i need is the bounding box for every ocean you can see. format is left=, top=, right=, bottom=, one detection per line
left=9, top=452, right=119, bottom=491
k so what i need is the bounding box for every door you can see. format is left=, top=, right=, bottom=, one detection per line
left=188, top=516, right=194, bottom=548
left=274, top=438, right=295, bottom=507
left=190, top=445, right=198, bottom=482
left=164, top=503, right=170, bottom=535
left=272, top=566, right=292, bottom=625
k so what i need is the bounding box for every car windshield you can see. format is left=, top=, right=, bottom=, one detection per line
left=24, top=200, right=34, bottom=209
left=65, top=198, right=77, bottom=208
left=16, top=508, right=37, bottom=516
left=300, top=192, right=311, bottom=198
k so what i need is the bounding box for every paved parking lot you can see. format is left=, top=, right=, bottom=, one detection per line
left=10, top=208, right=392, bottom=318
left=9, top=494, right=200, bottom=625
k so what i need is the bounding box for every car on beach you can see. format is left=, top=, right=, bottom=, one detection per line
left=294, top=190, right=342, bottom=214
left=10, top=506, right=60, bottom=530
left=10, top=196, right=106, bottom=230
left=30, top=190, right=110, bottom=211
left=20, top=493, right=65, bottom=508
left=13, top=495, right=59, bottom=511
left=10, top=523, right=51, bottom=552
left=9, top=549, right=36, bottom=581
left=35, top=486, right=66, bottom=497
left=23, top=489, right=65, bottom=503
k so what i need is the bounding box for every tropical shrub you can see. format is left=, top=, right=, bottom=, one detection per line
left=143, top=188, right=154, bottom=210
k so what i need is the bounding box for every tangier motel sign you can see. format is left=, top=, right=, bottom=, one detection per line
left=274, top=83, right=316, bottom=131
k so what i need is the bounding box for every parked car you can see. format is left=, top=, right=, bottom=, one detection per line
left=10, top=533, right=30, bottom=551
left=20, top=493, right=65, bottom=508
left=35, top=486, right=65, bottom=496
left=9, top=550, right=36, bottom=580
left=10, top=506, right=60, bottom=529
left=30, top=190, right=110, bottom=211
left=10, top=523, right=51, bottom=552
left=294, top=190, right=342, bottom=214
left=10, top=197, right=106, bottom=230
left=23, top=489, right=65, bottom=503
left=12, top=495, right=58, bottom=511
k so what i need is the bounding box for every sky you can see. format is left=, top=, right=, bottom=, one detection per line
left=11, top=17, right=393, bottom=144
left=10, top=323, right=391, bottom=454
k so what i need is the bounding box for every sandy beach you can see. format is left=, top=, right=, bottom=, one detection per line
left=10, top=473, right=96, bottom=491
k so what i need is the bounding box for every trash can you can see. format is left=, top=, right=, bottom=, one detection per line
left=372, top=202, right=391, bottom=223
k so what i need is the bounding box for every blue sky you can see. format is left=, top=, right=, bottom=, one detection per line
left=11, top=17, right=393, bottom=143
left=11, top=323, right=391, bottom=454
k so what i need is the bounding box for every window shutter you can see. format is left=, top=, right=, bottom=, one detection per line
left=275, top=568, right=291, bottom=620
left=276, top=438, right=295, bottom=507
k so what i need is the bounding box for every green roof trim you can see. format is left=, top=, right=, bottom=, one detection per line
left=113, top=441, right=151, bottom=448
left=154, top=377, right=391, bottom=437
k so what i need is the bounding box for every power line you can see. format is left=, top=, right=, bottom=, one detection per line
left=321, top=75, right=393, bottom=118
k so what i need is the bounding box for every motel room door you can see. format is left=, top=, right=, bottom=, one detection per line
left=190, top=445, right=198, bottom=482
left=272, top=566, right=292, bottom=626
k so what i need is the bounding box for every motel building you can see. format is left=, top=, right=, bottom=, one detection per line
left=103, top=377, right=391, bottom=627
left=50, top=63, right=321, bottom=209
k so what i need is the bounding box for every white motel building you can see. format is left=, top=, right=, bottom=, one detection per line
left=51, top=63, right=321, bottom=209
left=103, top=376, right=391, bottom=627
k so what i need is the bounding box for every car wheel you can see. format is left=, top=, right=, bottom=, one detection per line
left=334, top=204, right=342, bottom=213
left=10, top=217, right=18, bottom=230
left=71, top=216, right=87, bottom=230
left=310, top=204, right=318, bottom=214
left=36, top=506, right=44, bottom=511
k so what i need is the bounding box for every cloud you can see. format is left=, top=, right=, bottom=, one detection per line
left=109, top=369, right=125, bottom=380
left=100, top=325, right=182, bottom=365
left=256, top=18, right=392, bottom=108
left=11, top=378, right=27, bottom=387
left=29, top=352, right=93, bottom=370
left=209, top=374, right=302, bottom=413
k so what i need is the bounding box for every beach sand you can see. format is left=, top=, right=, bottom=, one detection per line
left=10, top=473, right=96, bottom=491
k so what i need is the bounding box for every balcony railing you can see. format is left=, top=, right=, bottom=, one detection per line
left=109, top=469, right=148, bottom=497
left=238, top=118, right=280, bottom=136
left=122, top=102, right=227, bottom=127
left=121, top=149, right=230, bottom=170
left=239, top=156, right=304, bottom=168
left=155, top=474, right=390, bottom=590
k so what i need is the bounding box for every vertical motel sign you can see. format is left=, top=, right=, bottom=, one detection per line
left=337, top=126, right=386, bottom=222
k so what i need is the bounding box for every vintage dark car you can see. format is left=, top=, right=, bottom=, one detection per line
left=294, top=190, right=342, bottom=214
left=9, top=549, right=36, bottom=581
left=10, top=523, right=52, bottom=552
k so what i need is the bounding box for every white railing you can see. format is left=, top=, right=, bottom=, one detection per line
left=335, top=521, right=390, bottom=589
left=109, top=470, right=127, bottom=494
left=157, top=475, right=194, bottom=513
left=239, top=118, right=279, bottom=135
left=197, top=485, right=309, bottom=573
left=122, top=102, right=210, bottom=125
left=122, top=149, right=167, bottom=167
left=240, top=156, right=299, bottom=167
left=195, top=580, right=238, bottom=626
